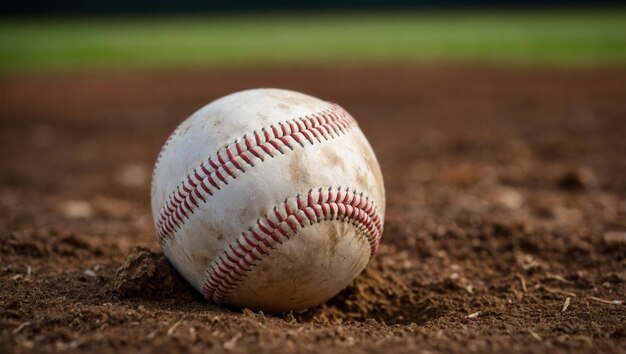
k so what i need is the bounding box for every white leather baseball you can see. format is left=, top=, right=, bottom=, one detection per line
left=151, top=88, right=385, bottom=312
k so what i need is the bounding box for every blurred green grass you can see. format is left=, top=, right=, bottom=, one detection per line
left=1, top=11, right=625, bottom=72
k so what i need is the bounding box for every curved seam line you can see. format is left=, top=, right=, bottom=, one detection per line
left=199, top=187, right=383, bottom=304
left=154, top=104, right=356, bottom=243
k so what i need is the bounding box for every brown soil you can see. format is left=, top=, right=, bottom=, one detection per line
left=1, top=65, right=625, bottom=354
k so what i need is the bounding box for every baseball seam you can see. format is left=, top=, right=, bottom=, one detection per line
left=154, top=104, right=356, bottom=243
left=200, top=186, right=383, bottom=304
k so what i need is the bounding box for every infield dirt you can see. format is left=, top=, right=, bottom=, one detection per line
left=1, top=65, right=625, bottom=353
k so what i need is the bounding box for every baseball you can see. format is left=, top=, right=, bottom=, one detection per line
left=151, top=88, right=385, bottom=311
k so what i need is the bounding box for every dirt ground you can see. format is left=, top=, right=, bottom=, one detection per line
left=1, top=65, right=625, bottom=354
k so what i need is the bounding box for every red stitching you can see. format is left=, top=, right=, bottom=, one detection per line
left=155, top=105, right=356, bottom=243
left=200, top=187, right=382, bottom=304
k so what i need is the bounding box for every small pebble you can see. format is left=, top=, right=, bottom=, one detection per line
left=603, top=231, right=626, bottom=244
left=558, top=167, right=599, bottom=190
left=491, top=187, right=523, bottom=210
left=61, top=200, right=93, bottom=218
left=115, top=163, right=149, bottom=188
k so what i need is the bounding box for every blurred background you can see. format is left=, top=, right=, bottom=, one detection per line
left=1, top=2, right=626, bottom=353
left=1, top=1, right=625, bottom=72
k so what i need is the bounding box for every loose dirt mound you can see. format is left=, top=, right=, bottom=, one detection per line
left=1, top=66, right=625, bottom=354
left=111, top=246, right=193, bottom=300
left=300, top=246, right=440, bottom=325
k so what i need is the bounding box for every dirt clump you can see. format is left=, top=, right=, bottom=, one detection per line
left=112, top=246, right=192, bottom=299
